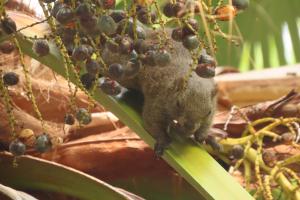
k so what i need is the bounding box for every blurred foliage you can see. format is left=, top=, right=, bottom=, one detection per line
left=215, top=0, right=300, bottom=70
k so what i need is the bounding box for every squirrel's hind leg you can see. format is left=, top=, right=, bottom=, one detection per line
left=142, top=102, right=171, bottom=156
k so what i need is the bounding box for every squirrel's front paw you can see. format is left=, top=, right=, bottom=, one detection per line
left=154, top=137, right=171, bottom=157
left=205, top=135, right=223, bottom=152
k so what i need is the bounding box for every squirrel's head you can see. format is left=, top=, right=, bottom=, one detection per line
left=171, top=75, right=217, bottom=137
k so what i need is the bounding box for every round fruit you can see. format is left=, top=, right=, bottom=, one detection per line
left=98, top=77, right=122, bottom=96
left=32, top=39, right=50, bottom=57
left=64, top=113, right=75, bottom=125
left=233, top=0, right=250, bottom=10
left=76, top=108, right=92, bottom=125
left=1, top=17, right=17, bottom=34
left=35, top=133, right=52, bottom=153
left=117, top=19, right=146, bottom=40
left=76, top=3, right=92, bottom=19
left=108, top=63, right=124, bottom=80
left=56, top=7, right=74, bottom=25
left=171, top=28, right=183, bottom=42
left=182, top=35, right=199, bottom=50
left=215, top=5, right=237, bottom=21
left=124, top=59, right=141, bottom=78
left=154, top=50, right=171, bottom=67
left=0, top=41, right=15, bottom=54
left=198, top=51, right=216, bottom=66
left=51, top=2, right=66, bottom=17
left=9, top=139, right=26, bottom=156
left=85, top=59, right=102, bottom=74
left=173, top=2, right=184, bottom=17
left=98, top=15, right=117, bottom=35
left=119, top=36, right=133, bottom=54
left=130, top=50, right=138, bottom=60
left=134, top=39, right=150, bottom=54
left=80, top=73, right=96, bottom=90
left=142, top=50, right=156, bottom=66
left=3, top=72, right=19, bottom=86
left=137, top=8, right=156, bottom=24
left=231, top=145, right=244, bottom=159
left=163, top=2, right=175, bottom=17
left=72, top=45, right=89, bottom=62
left=195, top=64, right=215, bottom=78
left=80, top=15, right=98, bottom=33
left=110, top=10, right=126, bottom=23
left=182, top=18, right=199, bottom=36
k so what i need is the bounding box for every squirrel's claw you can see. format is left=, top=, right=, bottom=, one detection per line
left=154, top=136, right=172, bottom=157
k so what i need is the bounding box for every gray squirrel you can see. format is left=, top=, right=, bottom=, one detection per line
left=100, top=28, right=218, bottom=156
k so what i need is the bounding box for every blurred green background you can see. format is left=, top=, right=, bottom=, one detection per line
left=215, top=0, right=300, bottom=71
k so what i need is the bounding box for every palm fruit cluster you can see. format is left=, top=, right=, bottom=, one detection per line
left=0, top=0, right=250, bottom=156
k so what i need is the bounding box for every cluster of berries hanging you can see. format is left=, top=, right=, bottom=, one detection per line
left=0, top=0, right=249, bottom=157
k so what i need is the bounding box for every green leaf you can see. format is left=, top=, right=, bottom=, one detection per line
left=1, top=32, right=253, bottom=200
left=0, top=153, right=143, bottom=200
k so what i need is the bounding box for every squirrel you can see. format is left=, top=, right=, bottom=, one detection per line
left=101, top=28, right=218, bottom=156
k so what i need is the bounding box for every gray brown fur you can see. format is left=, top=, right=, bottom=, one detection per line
left=102, top=29, right=217, bottom=155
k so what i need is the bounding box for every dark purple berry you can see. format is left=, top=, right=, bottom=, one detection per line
left=80, top=73, right=96, bottom=90
left=64, top=113, right=75, bottom=125
left=32, top=39, right=50, bottom=57
left=182, top=18, right=199, bottom=36
left=137, top=8, right=156, bottom=24
left=51, top=2, right=66, bottom=17
left=72, top=45, right=89, bottom=62
left=56, top=7, right=74, bottom=25
left=1, top=17, right=17, bottom=34
left=134, top=39, right=150, bottom=54
left=98, top=15, right=117, bottom=35
left=0, top=41, right=15, bottom=54
left=59, top=28, right=76, bottom=43
left=76, top=108, right=92, bottom=125
left=171, top=28, right=183, bottom=42
left=9, top=139, right=26, bottom=156
left=35, top=133, right=52, bottom=153
left=163, top=2, right=175, bottom=17
left=231, top=145, right=244, bottom=159
left=3, top=72, right=19, bottom=86
left=154, top=50, right=171, bottom=66
left=76, top=3, right=92, bottom=19
left=108, top=63, right=124, bottom=80
left=195, top=64, right=215, bottom=78
left=130, top=50, right=138, bottom=60
left=198, top=51, right=216, bottom=66
left=98, top=77, right=122, bottom=96
left=233, top=0, right=249, bottom=10
left=110, top=10, right=126, bottom=23
left=80, top=15, right=98, bottom=33
left=124, top=59, right=141, bottom=78
left=142, top=50, right=156, bottom=66
left=173, top=2, right=185, bottom=17
left=182, top=35, right=199, bottom=50
left=117, top=20, right=146, bottom=39
left=119, top=36, right=133, bottom=54
left=85, top=59, right=102, bottom=74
